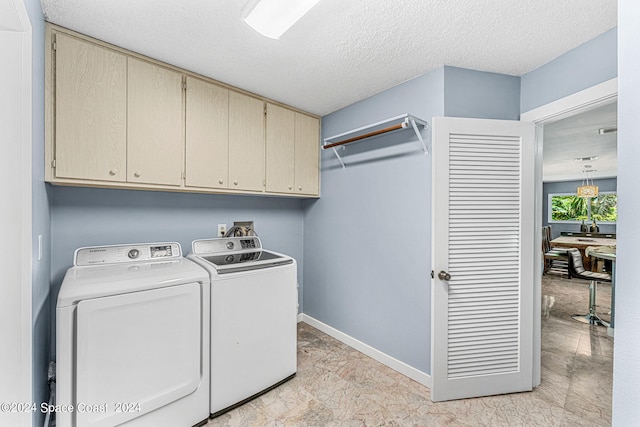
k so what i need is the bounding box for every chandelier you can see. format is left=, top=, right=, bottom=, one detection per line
left=577, top=167, right=598, bottom=197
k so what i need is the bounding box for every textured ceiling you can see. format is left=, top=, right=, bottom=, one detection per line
left=40, top=0, right=617, bottom=116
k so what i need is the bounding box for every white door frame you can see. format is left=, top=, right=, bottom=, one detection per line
left=521, top=77, right=618, bottom=386
left=520, top=79, right=617, bottom=124
left=0, top=1, right=32, bottom=426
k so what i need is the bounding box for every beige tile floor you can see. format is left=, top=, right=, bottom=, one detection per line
left=207, top=275, right=613, bottom=426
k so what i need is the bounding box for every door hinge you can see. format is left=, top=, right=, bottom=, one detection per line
left=51, top=159, right=56, bottom=168
left=431, top=270, right=434, bottom=279
left=182, top=79, right=187, bottom=91
left=181, top=171, right=186, bottom=180
left=264, top=105, right=267, bottom=116
left=52, top=34, right=57, bottom=51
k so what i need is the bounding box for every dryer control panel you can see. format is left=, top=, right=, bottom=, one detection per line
left=75, top=242, right=182, bottom=266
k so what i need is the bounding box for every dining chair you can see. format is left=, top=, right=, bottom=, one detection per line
left=566, top=248, right=612, bottom=327
left=542, top=226, right=569, bottom=277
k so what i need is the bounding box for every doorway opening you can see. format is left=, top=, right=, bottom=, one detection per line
left=523, top=79, right=617, bottom=424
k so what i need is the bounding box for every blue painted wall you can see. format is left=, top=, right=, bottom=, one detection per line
left=521, top=28, right=617, bottom=113
left=24, top=0, right=50, bottom=424
left=303, top=66, right=521, bottom=374
left=303, top=69, right=443, bottom=373
left=49, top=186, right=305, bottom=354
left=543, top=178, right=617, bottom=239
left=444, top=66, right=521, bottom=120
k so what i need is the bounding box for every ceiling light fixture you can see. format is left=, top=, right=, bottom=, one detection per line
left=242, top=0, right=322, bottom=39
left=577, top=167, right=598, bottom=198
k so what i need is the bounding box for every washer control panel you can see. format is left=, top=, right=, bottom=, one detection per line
left=127, top=248, right=140, bottom=259
left=192, top=237, right=261, bottom=255
left=75, top=242, right=182, bottom=266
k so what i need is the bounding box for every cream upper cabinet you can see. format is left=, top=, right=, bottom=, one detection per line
left=127, top=58, right=184, bottom=186
left=265, top=104, right=320, bottom=196
left=54, top=33, right=127, bottom=182
left=47, top=25, right=319, bottom=197
left=185, top=77, right=229, bottom=189
left=228, top=91, right=265, bottom=192
left=265, top=103, right=295, bottom=193
left=294, top=112, right=320, bottom=195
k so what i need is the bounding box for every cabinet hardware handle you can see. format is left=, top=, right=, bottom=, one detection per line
left=134, top=171, right=141, bottom=178
left=109, top=169, right=117, bottom=176
left=219, top=179, right=224, bottom=185
left=288, top=185, right=292, bottom=190
left=233, top=180, right=238, bottom=185
left=298, top=186, right=302, bottom=191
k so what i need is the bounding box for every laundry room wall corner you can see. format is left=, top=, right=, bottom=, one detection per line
left=23, top=0, right=51, bottom=425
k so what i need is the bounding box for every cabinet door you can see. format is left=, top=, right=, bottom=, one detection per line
left=55, top=33, right=127, bottom=182
left=185, top=77, right=229, bottom=189
left=294, top=113, right=320, bottom=195
left=128, top=58, right=183, bottom=186
left=228, top=92, right=265, bottom=192
left=265, top=103, right=295, bottom=193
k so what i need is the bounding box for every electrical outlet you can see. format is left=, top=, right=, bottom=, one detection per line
left=217, top=224, right=227, bottom=238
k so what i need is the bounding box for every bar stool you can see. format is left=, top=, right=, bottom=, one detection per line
left=566, top=248, right=612, bottom=327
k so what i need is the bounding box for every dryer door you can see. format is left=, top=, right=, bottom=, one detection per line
left=74, top=282, right=201, bottom=427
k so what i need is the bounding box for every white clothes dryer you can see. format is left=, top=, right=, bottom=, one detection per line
left=188, top=237, right=297, bottom=417
left=56, top=242, right=210, bottom=427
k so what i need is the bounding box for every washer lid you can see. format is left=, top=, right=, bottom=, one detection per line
left=57, top=243, right=209, bottom=308
left=200, top=250, right=293, bottom=274
left=190, top=237, right=293, bottom=274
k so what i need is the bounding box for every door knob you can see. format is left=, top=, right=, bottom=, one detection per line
left=438, top=271, right=451, bottom=281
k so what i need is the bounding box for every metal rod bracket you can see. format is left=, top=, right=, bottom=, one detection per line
left=322, top=113, right=429, bottom=169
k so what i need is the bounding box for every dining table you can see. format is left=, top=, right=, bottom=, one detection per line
left=549, top=235, right=616, bottom=271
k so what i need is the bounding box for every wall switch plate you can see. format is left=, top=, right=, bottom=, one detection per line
left=217, top=224, right=227, bottom=238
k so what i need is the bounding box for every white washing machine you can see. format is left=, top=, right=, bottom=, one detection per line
left=188, top=237, right=297, bottom=416
left=56, top=242, right=210, bottom=427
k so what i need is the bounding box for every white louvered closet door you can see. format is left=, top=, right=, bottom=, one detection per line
left=431, top=117, right=535, bottom=402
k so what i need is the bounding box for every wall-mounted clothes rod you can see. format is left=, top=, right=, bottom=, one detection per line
left=323, top=123, right=406, bottom=149
left=322, top=113, right=429, bottom=169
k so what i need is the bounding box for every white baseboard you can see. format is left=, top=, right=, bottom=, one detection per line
left=299, top=314, right=431, bottom=388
